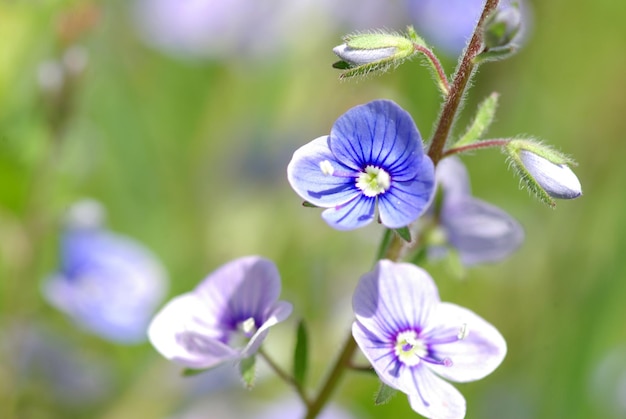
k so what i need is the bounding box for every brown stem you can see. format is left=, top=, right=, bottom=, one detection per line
left=443, top=138, right=510, bottom=157
left=427, top=0, right=500, bottom=165
left=414, top=44, right=450, bottom=95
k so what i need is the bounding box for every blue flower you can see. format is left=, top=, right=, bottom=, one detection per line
left=42, top=200, right=168, bottom=344
left=148, top=256, right=293, bottom=370
left=352, top=260, right=507, bottom=418
left=428, top=156, right=524, bottom=266
left=287, top=100, right=435, bottom=230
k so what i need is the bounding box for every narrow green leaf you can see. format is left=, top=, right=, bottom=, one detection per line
left=293, top=319, right=309, bottom=387
left=302, top=201, right=319, bottom=208
left=374, top=228, right=394, bottom=261
left=394, top=226, right=411, bottom=243
left=455, top=92, right=499, bottom=147
left=374, top=383, right=397, bottom=405
left=182, top=368, right=208, bottom=377
left=332, top=60, right=351, bottom=70
left=240, top=356, right=256, bottom=389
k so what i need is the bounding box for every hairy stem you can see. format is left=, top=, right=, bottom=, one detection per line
left=443, top=138, right=510, bottom=157
left=259, top=348, right=311, bottom=407
left=414, top=44, right=450, bottom=96
left=427, top=0, right=500, bottom=165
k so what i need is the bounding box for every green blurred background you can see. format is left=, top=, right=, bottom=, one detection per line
left=1, top=0, right=625, bottom=418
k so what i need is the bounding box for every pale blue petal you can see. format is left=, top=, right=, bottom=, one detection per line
left=287, top=135, right=359, bottom=207
left=442, top=198, right=524, bottom=265
left=436, top=156, right=472, bottom=202
left=378, top=156, right=436, bottom=228
left=321, top=194, right=376, bottom=230
left=353, top=261, right=440, bottom=337
left=407, top=365, right=467, bottom=419
left=194, top=256, right=282, bottom=328
left=148, top=294, right=240, bottom=369
left=423, top=302, right=507, bottom=383
left=243, top=301, right=293, bottom=358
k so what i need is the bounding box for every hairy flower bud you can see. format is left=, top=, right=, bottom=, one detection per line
left=518, top=150, right=582, bottom=200
left=484, top=3, right=522, bottom=50
left=506, top=140, right=582, bottom=206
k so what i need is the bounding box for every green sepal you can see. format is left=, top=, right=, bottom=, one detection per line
left=374, top=382, right=398, bottom=405
left=302, top=201, right=319, bottom=208
left=293, top=319, right=309, bottom=388
left=375, top=228, right=394, bottom=261
left=332, top=60, right=351, bottom=70
left=473, top=45, right=518, bottom=64
left=394, top=226, right=411, bottom=243
left=454, top=93, right=499, bottom=147
left=240, top=356, right=256, bottom=389
left=182, top=368, right=209, bottom=377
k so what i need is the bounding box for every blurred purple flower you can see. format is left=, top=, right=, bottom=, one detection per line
left=148, top=256, right=292, bottom=370
left=287, top=100, right=435, bottom=230
left=42, top=200, right=168, bottom=344
left=352, top=260, right=507, bottom=418
left=429, top=156, right=524, bottom=266
left=407, top=0, right=528, bottom=56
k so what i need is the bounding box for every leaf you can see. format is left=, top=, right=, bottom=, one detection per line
left=240, top=356, right=256, bottom=389
left=394, top=226, right=411, bottom=243
left=374, top=383, right=397, bottom=405
left=293, top=319, right=309, bottom=388
left=182, top=368, right=208, bottom=377
left=374, top=228, right=394, bottom=261
left=454, top=92, right=499, bottom=147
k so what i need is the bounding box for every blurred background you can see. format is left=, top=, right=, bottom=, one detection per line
left=1, top=0, right=625, bottom=418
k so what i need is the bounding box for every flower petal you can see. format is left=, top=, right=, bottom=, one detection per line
left=321, top=194, right=376, bottom=230
left=378, top=156, right=435, bottom=228
left=424, top=302, right=507, bottom=383
left=353, top=260, right=440, bottom=337
left=442, top=198, right=524, bottom=265
left=436, top=156, right=472, bottom=202
left=287, top=135, right=359, bottom=207
left=407, top=365, right=467, bottom=419
left=330, top=100, right=423, bottom=180
left=243, top=301, right=293, bottom=358
left=148, top=294, right=240, bottom=369
left=194, top=256, right=282, bottom=327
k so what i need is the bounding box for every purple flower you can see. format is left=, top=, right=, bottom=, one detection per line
left=430, top=156, right=524, bottom=266
left=148, top=256, right=292, bottom=369
left=42, top=200, right=168, bottom=344
left=287, top=100, right=435, bottom=230
left=352, top=260, right=506, bottom=418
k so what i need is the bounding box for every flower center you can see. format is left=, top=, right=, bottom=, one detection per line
left=395, top=330, right=428, bottom=367
left=356, top=165, right=391, bottom=197
left=229, top=316, right=258, bottom=348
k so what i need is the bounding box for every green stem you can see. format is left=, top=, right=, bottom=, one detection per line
left=259, top=348, right=311, bottom=407
left=427, top=0, right=500, bottom=165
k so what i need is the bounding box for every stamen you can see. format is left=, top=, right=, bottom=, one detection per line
left=240, top=317, right=256, bottom=337
left=457, top=323, right=469, bottom=340
left=356, top=165, right=391, bottom=197
left=319, top=160, right=335, bottom=176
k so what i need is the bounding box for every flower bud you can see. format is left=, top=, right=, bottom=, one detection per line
left=484, top=3, right=522, bottom=50
left=506, top=139, right=581, bottom=206
left=332, top=30, right=419, bottom=78
left=518, top=150, right=581, bottom=200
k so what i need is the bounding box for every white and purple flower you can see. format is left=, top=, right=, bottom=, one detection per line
left=352, top=260, right=507, bottom=418
left=429, top=156, right=524, bottom=266
left=42, top=200, right=168, bottom=344
left=287, top=100, right=435, bottom=231
left=148, top=256, right=292, bottom=370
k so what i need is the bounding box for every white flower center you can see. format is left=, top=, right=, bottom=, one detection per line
left=230, top=316, right=257, bottom=348
left=356, top=165, right=391, bottom=197
left=395, top=330, right=427, bottom=367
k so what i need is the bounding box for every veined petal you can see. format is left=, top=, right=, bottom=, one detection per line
left=321, top=194, right=376, bottom=230
left=287, top=135, right=359, bottom=207
left=330, top=100, right=423, bottom=179
left=442, top=198, right=524, bottom=265
left=353, top=261, right=440, bottom=342
left=194, top=256, right=282, bottom=326
left=352, top=321, right=420, bottom=395
left=407, top=365, right=467, bottom=419
left=148, top=294, right=239, bottom=369
left=378, top=157, right=436, bottom=228
left=425, top=302, right=507, bottom=383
